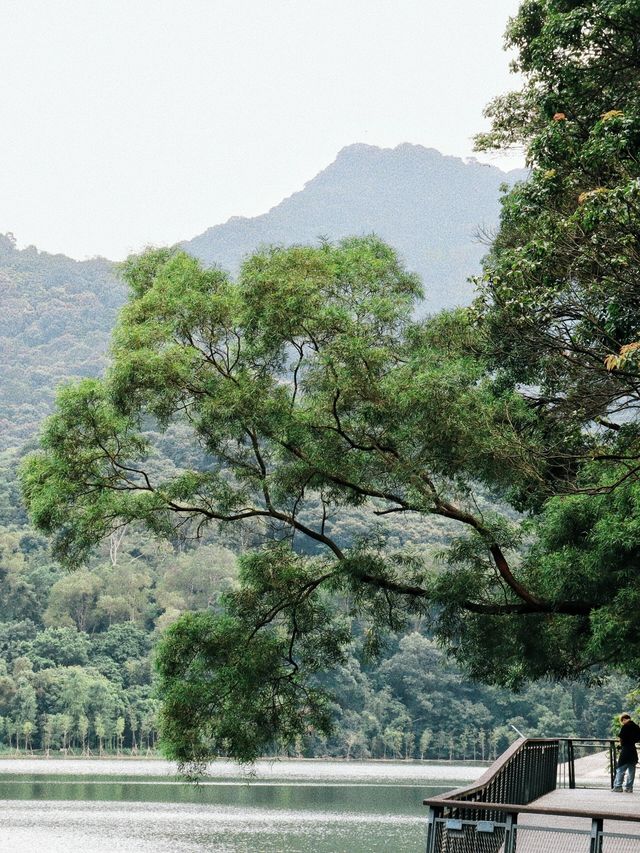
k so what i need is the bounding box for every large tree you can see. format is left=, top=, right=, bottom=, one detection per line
left=474, top=0, right=640, bottom=478
left=22, top=0, right=640, bottom=766
left=15, top=239, right=620, bottom=764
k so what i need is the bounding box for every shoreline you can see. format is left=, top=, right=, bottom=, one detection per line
left=0, top=755, right=485, bottom=781
left=0, top=753, right=489, bottom=764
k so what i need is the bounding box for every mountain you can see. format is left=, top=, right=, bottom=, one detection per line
left=0, top=144, right=526, bottom=451
left=184, top=143, right=525, bottom=312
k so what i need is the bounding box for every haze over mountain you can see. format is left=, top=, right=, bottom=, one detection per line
left=185, top=143, right=525, bottom=312
left=1, top=143, right=526, bottom=451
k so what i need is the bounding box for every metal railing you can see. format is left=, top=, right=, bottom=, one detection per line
left=424, top=736, right=632, bottom=853
left=426, top=811, right=640, bottom=853
left=427, top=739, right=560, bottom=821
left=557, top=737, right=617, bottom=790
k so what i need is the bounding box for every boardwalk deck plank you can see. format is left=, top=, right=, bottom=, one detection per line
left=516, top=789, right=640, bottom=852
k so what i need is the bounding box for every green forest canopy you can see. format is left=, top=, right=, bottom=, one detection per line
left=21, top=0, right=640, bottom=766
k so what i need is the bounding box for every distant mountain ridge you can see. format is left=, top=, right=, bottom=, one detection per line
left=184, top=143, right=525, bottom=311
left=1, top=143, right=526, bottom=450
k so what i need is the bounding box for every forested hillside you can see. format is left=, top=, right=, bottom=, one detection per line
left=0, top=234, right=123, bottom=451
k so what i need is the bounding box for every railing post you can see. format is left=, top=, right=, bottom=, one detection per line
left=609, top=739, right=617, bottom=790
left=590, top=818, right=603, bottom=853
left=568, top=738, right=576, bottom=789
left=425, top=805, right=442, bottom=853
left=503, top=812, right=518, bottom=853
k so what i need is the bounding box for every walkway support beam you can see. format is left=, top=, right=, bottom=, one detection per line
left=590, top=817, right=603, bottom=853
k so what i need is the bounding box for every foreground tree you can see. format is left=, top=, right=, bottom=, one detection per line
left=17, top=239, right=628, bottom=764
left=22, top=0, right=640, bottom=766
left=466, top=0, right=640, bottom=685
left=475, top=0, right=640, bottom=479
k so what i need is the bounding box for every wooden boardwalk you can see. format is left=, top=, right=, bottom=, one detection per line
left=515, top=787, right=640, bottom=850
left=425, top=742, right=640, bottom=851
left=427, top=785, right=640, bottom=850
left=530, top=784, right=640, bottom=821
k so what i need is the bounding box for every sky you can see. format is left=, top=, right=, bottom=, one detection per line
left=1, top=0, right=523, bottom=261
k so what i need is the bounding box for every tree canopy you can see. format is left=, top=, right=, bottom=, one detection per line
left=21, top=0, right=640, bottom=767
left=475, top=0, right=640, bottom=461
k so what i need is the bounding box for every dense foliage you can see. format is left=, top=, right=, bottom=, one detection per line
left=18, top=235, right=635, bottom=764
left=466, top=0, right=640, bottom=676
left=475, top=0, right=640, bottom=435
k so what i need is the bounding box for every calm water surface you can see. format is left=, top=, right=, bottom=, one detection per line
left=0, top=758, right=481, bottom=852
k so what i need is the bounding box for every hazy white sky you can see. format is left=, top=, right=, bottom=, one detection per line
left=2, top=0, right=523, bottom=261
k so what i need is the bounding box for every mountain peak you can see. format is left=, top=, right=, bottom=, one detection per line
left=330, top=142, right=507, bottom=172
left=184, top=142, right=524, bottom=313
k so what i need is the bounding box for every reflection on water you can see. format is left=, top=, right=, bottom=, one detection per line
left=0, top=759, right=478, bottom=852
left=0, top=800, right=427, bottom=853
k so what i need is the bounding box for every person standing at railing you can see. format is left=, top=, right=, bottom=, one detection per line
left=612, top=713, right=640, bottom=793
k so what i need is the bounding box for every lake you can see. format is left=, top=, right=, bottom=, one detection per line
left=0, top=757, right=481, bottom=852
